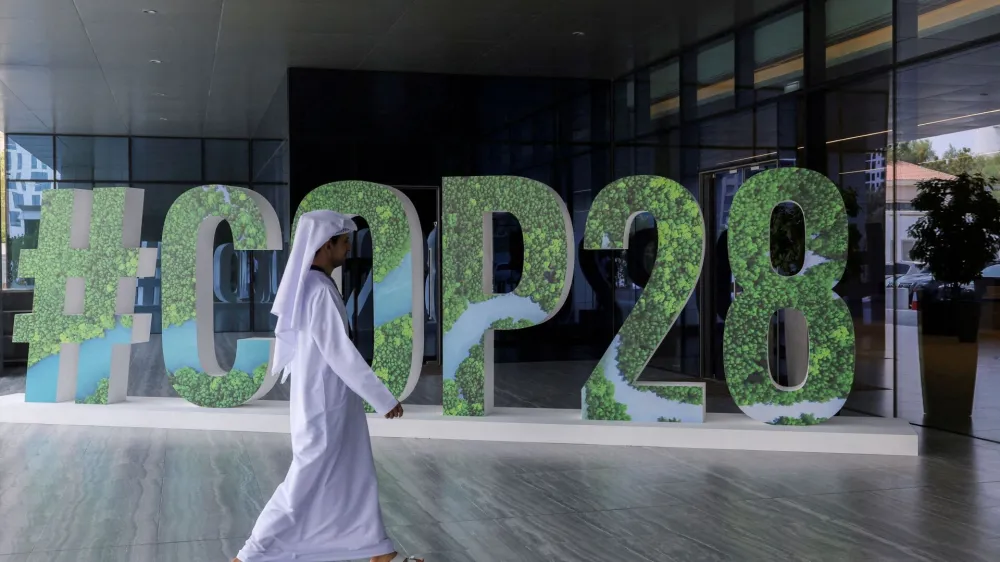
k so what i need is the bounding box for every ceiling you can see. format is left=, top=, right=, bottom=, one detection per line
left=0, top=0, right=793, bottom=138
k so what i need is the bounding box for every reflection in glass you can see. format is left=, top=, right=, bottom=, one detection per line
left=897, top=0, right=1000, bottom=61
left=425, top=225, right=439, bottom=359
left=5, top=136, right=56, bottom=289
left=754, top=9, right=803, bottom=100
left=649, top=60, right=680, bottom=124
left=697, top=37, right=735, bottom=116
left=892, top=39, right=1000, bottom=435
left=7, top=135, right=54, bottom=181
left=251, top=185, right=289, bottom=333
left=55, top=136, right=128, bottom=182
left=205, top=140, right=250, bottom=183
left=826, top=0, right=892, bottom=78
left=699, top=162, right=780, bottom=383
left=131, top=138, right=202, bottom=182
left=253, top=140, right=287, bottom=183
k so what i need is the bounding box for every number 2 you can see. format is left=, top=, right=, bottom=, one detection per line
left=581, top=176, right=706, bottom=423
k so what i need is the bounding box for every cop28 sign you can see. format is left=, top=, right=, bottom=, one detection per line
left=12, top=168, right=855, bottom=426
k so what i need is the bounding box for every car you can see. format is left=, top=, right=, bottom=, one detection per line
left=906, top=262, right=1000, bottom=307
left=887, top=263, right=928, bottom=289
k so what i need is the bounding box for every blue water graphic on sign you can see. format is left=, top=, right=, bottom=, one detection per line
left=593, top=336, right=704, bottom=423
left=162, top=320, right=270, bottom=375
left=442, top=293, right=547, bottom=382
left=25, top=321, right=133, bottom=402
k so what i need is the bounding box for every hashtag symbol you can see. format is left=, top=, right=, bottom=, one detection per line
left=13, top=188, right=156, bottom=403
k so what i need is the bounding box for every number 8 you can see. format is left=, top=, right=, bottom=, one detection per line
left=724, top=168, right=855, bottom=425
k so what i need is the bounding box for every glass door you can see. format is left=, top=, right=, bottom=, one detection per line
left=699, top=161, right=781, bottom=381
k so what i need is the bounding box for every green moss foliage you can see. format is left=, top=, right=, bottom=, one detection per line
left=13, top=189, right=146, bottom=367
left=295, top=181, right=418, bottom=410
left=161, top=186, right=269, bottom=330
left=169, top=363, right=268, bottom=409
left=584, top=363, right=630, bottom=421
left=160, top=186, right=273, bottom=408
left=650, top=386, right=704, bottom=404
left=724, top=168, right=855, bottom=425
left=294, top=181, right=411, bottom=283
left=581, top=176, right=706, bottom=420
left=772, top=414, right=829, bottom=425
left=441, top=177, right=570, bottom=335
left=442, top=379, right=463, bottom=417
left=76, top=378, right=110, bottom=405
left=443, top=317, right=532, bottom=417
left=363, top=315, right=416, bottom=413
left=6, top=230, right=37, bottom=286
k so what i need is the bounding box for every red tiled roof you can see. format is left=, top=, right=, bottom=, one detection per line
left=886, top=161, right=956, bottom=182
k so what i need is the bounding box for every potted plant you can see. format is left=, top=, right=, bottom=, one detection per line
left=907, top=172, right=1000, bottom=418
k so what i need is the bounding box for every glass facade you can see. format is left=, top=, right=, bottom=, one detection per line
left=605, top=0, right=1000, bottom=441
left=3, top=0, right=1000, bottom=438
left=2, top=135, right=289, bottom=397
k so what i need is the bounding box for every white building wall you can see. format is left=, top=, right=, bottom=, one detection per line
left=5, top=141, right=58, bottom=239
left=885, top=211, right=923, bottom=264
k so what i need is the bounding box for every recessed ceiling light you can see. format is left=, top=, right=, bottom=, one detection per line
left=572, top=31, right=585, bottom=36
left=153, top=92, right=166, bottom=96
left=159, top=117, right=169, bottom=121
left=149, top=59, right=162, bottom=64
left=143, top=9, right=157, bottom=15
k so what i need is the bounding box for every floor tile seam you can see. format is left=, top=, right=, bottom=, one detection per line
left=24, top=536, right=247, bottom=555
left=499, top=464, right=641, bottom=477
left=692, top=463, right=922, bottom=481
left=0, top=546, right=32, bottom=557
left=153, top=438, right=168, bottom=552
left=507, top=469, right=694, bottom=492
left=738, top=483, right=946, bottom=504
left=927, top=476, right=1000, bottom=488
left=867, top=482, right=1000, bottom=505
left=26, top=524, right=170, bottom=553
left=509, top=463, right=697, bottom=479
left=239, top=433, right=270, bottom=524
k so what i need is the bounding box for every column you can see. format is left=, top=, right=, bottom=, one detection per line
left=803, top=0, right=827, bottom=174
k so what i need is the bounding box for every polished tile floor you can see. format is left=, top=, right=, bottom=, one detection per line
left=2, top=423, right=1000, bottom=561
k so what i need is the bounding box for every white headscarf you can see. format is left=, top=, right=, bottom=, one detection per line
left=271, top=210, right=357, bottom=382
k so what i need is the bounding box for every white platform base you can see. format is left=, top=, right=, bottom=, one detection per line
left=0, top=394, right=918, bottom=456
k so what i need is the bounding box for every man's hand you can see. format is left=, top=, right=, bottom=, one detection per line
left=385, top=402, right=404, bottom=419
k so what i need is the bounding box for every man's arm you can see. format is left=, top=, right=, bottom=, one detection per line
left=307, top=285, right=399, bottom=415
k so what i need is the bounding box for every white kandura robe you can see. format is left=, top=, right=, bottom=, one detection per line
left=238, top=270, right=399, bottom=562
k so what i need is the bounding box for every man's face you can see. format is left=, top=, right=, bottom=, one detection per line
left=327, top=233, right=351, bottom=267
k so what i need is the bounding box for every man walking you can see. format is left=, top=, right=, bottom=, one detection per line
left=235, top=210, right=420, bottom=562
